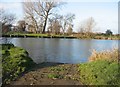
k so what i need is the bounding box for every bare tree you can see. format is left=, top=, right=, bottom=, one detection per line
left=23, top=1, right=39, bottom=33
left=78, top=17, right=96, bottom=36
left=48, top=14, right=62, bottom=34
left=78, top=24, right=85, bottom=33
left=23, top=0, right=63, bottom=33
left=52, top=20, right=61, bottom=34
left=67, top=24, right=73, bottom=35
left=0, top=9, right=16, bottom=33
left=61, top=13, right=75, bottom=35
left=85, top=17, right=96, bottom=34
left=47, top=18, right=53, bottom=33
left=0, top=9, right=16, bottom=26
left=17, top=20, right=26, bottom=32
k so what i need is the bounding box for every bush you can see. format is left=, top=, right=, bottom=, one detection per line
left=1, top=44, right=36, bottom=84
left=78, top=60, right=120, bottom=85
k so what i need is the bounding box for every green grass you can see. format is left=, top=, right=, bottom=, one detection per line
left=9, top=33, right=48, bottom=37
left=27, top=34, right=45, bottom=36
left=47, top=74, right=64, bottom=79
left=3, top=31, right=120, bottom=39
left=4, top=32, right=76, bottom=38
left=79, top=49, right=120, bottom=85
left=3, top=32, right=120, bottom=39
left=78, top=60, right=120, bottom=85
left=50, top=67, right=65, bottom=71
left=1, top=44, right=36, bottom=84
left=17, top=34, right=74, bottom=38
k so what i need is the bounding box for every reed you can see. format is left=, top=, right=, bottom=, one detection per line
left=89, top=48, right=119, bottom=62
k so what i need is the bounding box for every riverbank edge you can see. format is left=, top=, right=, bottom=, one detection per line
left=10, top=60, right=119, bottom=85
left=1, top=44, right=119, bottom=86
left=1, top=35, right=120, bottom=40
left=1, top=44, right=36, bottom=85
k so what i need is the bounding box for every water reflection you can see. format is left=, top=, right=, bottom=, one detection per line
left=1, top=38, right=118, bottom=64
left=0, top=37, right=12, bottom=44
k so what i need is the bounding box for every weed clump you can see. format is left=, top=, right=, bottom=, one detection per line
left=89, top=49, right=118, bottom=62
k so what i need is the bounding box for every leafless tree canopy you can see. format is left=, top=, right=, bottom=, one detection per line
left=47, top=14, right=63, bottom=34
left=17, top=20, right=26, bottom=31
left=0, top=9, right=16, bottom=26
left=48, top=17, right=62, bottom=34
left=67, top=24, right=73, bottom=35
left=85, top=17, right=96, bottom=33
left=0, top=9, right=16, bottom=33
left=78, top=17, right=96, bottom=35
left=23, top=0, right=63, bottom=33
left=23, top=1, right=39, bottom=33
left=61, top=13, right=75, bottom=34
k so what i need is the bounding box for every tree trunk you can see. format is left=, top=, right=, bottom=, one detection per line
left=42, top=15, right=48, bottom=34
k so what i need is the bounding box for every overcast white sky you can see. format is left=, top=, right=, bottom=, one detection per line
left=0, top=0, right=119, bottom=34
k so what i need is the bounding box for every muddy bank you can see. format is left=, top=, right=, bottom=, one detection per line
left=10, top=62, right=81, bottom=85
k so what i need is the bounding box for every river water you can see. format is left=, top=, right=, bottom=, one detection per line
left=1, top=38, right=119, bottom=64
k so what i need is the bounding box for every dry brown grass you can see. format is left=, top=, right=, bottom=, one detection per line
left=89, top=49, right=119, bottom=62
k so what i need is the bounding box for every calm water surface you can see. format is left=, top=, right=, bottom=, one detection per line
left=1, top=38, right=118, bottom=64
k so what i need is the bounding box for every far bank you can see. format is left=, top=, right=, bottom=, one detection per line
left=2, top=33, right=120, bottom=40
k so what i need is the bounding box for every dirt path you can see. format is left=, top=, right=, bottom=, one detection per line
left=11, top=62, right=82, bottom=85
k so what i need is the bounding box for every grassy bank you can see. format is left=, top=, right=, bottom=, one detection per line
left=78, top=60, right=119, bottom=85
left=1, top=44, right=36, bottom=84
left=2, top=33, right=76, bottom=38
left=78, top=49, right=119, bottom=85
left=2, top=33, right=120, bottom=40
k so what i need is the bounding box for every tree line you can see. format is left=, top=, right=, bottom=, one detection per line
left=0, top=1, right=114, bottom=36
left=23, top=1, right=75, bottom=35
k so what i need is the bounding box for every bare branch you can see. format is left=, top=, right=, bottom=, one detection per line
left=23, top=0, right=64, bottom=33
